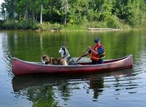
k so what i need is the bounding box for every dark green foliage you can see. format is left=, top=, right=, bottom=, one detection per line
left=0, top=0, right=146, bottom=30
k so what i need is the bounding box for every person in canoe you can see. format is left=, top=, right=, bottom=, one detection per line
left=77, top=38, right=105, bottom=64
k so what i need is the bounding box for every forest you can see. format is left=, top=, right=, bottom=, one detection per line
left=0, top=0, right=146, bottom=31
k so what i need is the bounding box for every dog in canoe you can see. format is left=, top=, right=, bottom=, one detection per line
left=41, top=55, right=68, bottom=65
left=58, top=46, right=76, bottom=65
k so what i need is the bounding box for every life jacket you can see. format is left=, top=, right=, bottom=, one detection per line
left=90, top=44, right=105, bottom=61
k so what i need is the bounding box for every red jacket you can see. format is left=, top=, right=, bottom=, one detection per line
left=90, top=44, right=104, bottom=61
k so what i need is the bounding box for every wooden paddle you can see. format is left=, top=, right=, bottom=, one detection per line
left=76, top=48, right=89, bottom=62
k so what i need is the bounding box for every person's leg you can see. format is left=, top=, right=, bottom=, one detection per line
left=98, top=59, right=103, bottom=64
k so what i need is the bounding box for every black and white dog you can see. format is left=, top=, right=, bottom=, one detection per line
left=59, top=46, right=76, bottom=65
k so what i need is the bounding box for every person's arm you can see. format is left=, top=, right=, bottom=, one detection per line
left=88, top=46, right=98, bottom=55
left=76, top=51, right=90, bottom=62
left=81, top=51, right=89, bottom=57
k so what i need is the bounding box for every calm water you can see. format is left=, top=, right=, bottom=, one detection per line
left=0, top=30, right=146, bottom=107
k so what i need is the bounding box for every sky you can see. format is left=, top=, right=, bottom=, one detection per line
left=0, top=0, right=4, bottom=11
left=0, top=0, right=4, bottom=5
left=0, top=0, right=4, bottom=19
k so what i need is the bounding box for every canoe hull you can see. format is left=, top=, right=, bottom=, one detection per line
left=12, top=55, right=133, bottom=75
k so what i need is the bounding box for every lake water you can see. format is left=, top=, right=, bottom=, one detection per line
left=0, top=30, right=146, bottom=107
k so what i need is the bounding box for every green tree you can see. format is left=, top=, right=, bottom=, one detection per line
left=1, top=0, right=146, bottom=29
left=112, top=0, right=146, bottom=27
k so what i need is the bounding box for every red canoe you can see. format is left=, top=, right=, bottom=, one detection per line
left=12, top=54, right=133, bottom=76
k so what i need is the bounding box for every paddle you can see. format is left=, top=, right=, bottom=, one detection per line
left=76, top=48, right=89, bottom=62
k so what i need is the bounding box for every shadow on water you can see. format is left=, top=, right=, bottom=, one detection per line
left=12, top=68, right=133, bottom=92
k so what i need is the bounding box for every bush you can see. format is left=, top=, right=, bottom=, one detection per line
left=0, top=19, right=133, bottom=31
left=0, top=20, right=39, bottom=30
left=84, top=15, right=131, bottom=29
left=37, top=22, right=63, bottom=31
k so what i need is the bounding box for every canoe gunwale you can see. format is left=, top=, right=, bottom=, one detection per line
left=12, top=54, right=133, bottom=67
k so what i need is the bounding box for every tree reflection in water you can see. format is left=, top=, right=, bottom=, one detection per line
left=12, top=69, right=132, bottom=106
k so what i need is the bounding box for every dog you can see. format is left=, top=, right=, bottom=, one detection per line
left=41, top=55, right=68, bottom=65
left=58, top=46, right=76, bottom=65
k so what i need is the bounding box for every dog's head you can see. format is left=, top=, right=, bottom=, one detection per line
left=41, top=55, right=51, bottom=64
left=58, top=46, right=75, bottom=65
left=59, top=46, right=70, bottom=58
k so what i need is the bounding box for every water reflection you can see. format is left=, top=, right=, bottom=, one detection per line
left=12, top=69, right=132, bottom=106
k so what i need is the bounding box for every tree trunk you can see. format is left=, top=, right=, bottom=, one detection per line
left=63, top=0, right=68, bottom=25
left=25, top=7, right=28, bottom=24
left=63, top=14, right=67, bottom=25
left=32, top=10, right=35, bottom=23
left=40, top=4, right=43, bottom=24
